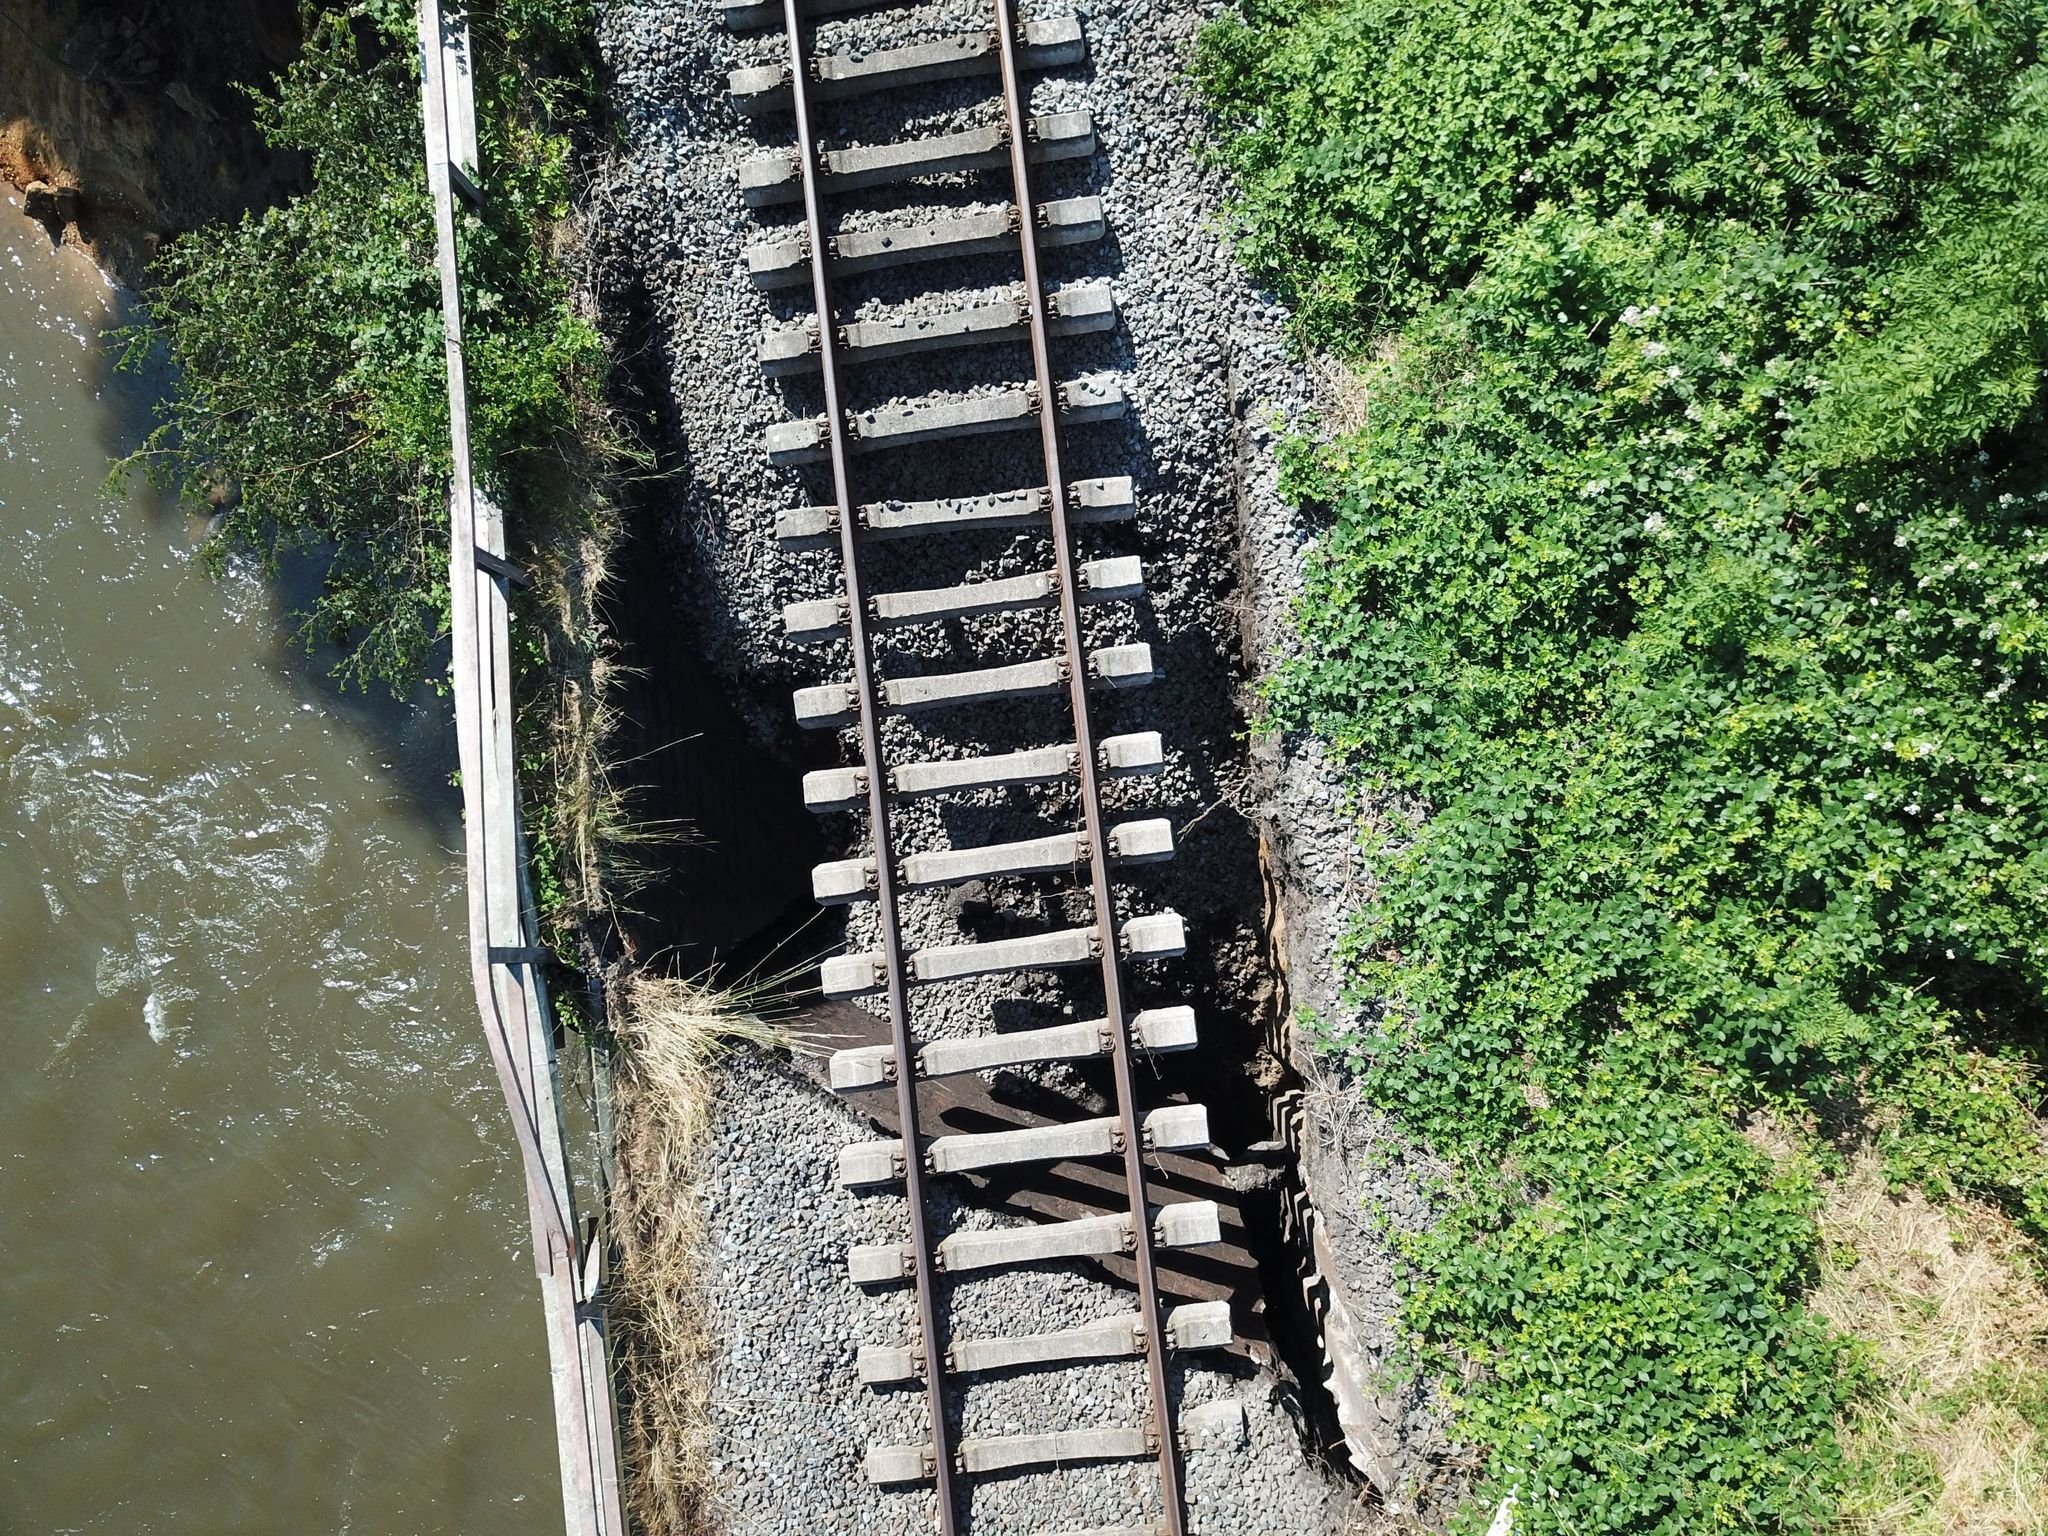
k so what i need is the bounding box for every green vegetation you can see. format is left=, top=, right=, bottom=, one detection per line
left=121, top=0, right=604, bottom=693
left=1196, top=0, right=2043, bottom=349
left=1199, top=1, right=2048, bottom=1529
left=116, top=1, right=625, bottom=958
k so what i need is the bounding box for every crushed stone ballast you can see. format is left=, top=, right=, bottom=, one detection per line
left=725, top=1, right=1234, bottom=1531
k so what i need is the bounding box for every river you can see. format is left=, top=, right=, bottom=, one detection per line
left=0, top=196, right=557, bottom=1532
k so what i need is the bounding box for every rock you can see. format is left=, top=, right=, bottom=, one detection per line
left=164, top=82, right=220, bottom=123
left=19, top=178, right=79, bottom=231
left=1182, top=1398, right=1249, bottom=1450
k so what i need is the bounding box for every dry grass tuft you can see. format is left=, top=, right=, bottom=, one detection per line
left=506, top=257, right=679, bottom=973
left=1814, top=1151, right=2048, bottom=1535
left=609, top=975, right=780, bottom=1536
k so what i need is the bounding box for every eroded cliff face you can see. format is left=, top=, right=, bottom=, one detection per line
left=1, top=0, right=304, bottom=284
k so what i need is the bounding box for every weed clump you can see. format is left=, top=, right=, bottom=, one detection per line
left=116, top=1, right=632, bottom=970
left=609, top=976, right=781, bottom=1536
left=120, top=0, right=607, bottom=694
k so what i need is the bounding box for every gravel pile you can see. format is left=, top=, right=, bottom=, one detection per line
left=698, top=1050, right=1362, bottom=1534
left=588, top=0, right=1450, bottom=1527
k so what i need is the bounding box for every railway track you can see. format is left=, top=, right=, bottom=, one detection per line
left=727, top=2, right=1227, bottom=1531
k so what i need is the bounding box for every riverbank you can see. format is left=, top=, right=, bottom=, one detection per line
left=0, top=0, right=306, bottom=284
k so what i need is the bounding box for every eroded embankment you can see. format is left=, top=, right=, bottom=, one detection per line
left=0, top=0, right=306, bottom=284
left=583, top=0, right=1463, bottom=1529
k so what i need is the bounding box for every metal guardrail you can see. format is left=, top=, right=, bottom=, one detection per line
left=414, top=7, right=626, bottom=1534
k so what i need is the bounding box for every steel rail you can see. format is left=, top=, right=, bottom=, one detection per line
left=780, top=3, right=962, bottom=1529
left=992, top=3, right=1190, bottom=1530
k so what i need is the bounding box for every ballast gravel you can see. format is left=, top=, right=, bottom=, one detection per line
left=699, top=1050, right=1363, bottom=1535
left=589, top=0, right=1457, bottom=1527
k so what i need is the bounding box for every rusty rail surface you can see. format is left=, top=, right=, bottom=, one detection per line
left=989, top=3, right=1190, bottom=1523
left=415, top=7, right=626, bottom=1535
left=756, top=3, right=1215, bottom=1531
left=778, top=2, right=965, bottom=1521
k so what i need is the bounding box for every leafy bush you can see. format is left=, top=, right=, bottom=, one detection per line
left=1197, top=0, right=2045, bottom=345
left=1407, top=1039, right=1855, bottom=1531
left=1804, top=67, right=2048, bottom=466
left=122, top=1, right=603, bottom=690
left=1200, top=0, right=2048, bottom=1529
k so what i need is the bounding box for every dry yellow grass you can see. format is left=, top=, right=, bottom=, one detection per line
left=608, top=975, right=781, bottom=1536
left=1814, top=1152, right=2048, bottom=1536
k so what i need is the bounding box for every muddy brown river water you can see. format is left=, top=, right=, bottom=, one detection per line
left=0, top=197, right=558, bottom=1532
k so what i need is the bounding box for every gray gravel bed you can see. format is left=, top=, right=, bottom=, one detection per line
left=699, top=1050, right=1363, bottom=1534
left=592, top=0, right=1450, bottom=1527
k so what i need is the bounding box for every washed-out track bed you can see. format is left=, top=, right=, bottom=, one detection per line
left=720, top=1, right=1237, bottom=1531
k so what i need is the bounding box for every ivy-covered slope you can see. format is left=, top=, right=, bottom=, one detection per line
left=1198, top=2, right=2048, bottom=1530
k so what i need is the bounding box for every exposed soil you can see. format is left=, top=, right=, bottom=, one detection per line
left=0, top=0, right=306, bottom=285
